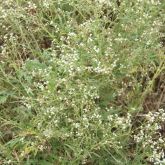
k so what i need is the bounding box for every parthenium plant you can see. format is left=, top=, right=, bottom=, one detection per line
left=0, top=0, right=164, bottom=164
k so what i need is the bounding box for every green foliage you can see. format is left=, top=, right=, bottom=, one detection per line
left=0, top=0, right=165, bottom=164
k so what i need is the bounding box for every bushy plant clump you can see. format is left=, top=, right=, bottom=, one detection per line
left=0, top=0, right=164, bottom=164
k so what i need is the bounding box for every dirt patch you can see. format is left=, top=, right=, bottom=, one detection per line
left=143, top=73, right=165, bottom=112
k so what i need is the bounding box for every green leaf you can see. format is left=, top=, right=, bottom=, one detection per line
left=0, top=95, right=8, bottom=104
left=25, top=60, right=46, bottom=71
left=0, top=91, right=10, bottom=104
left=0, top=90, right=14, bottom=104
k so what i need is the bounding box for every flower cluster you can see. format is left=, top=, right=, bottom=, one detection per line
left=134, top=109, right=165, bottom=164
